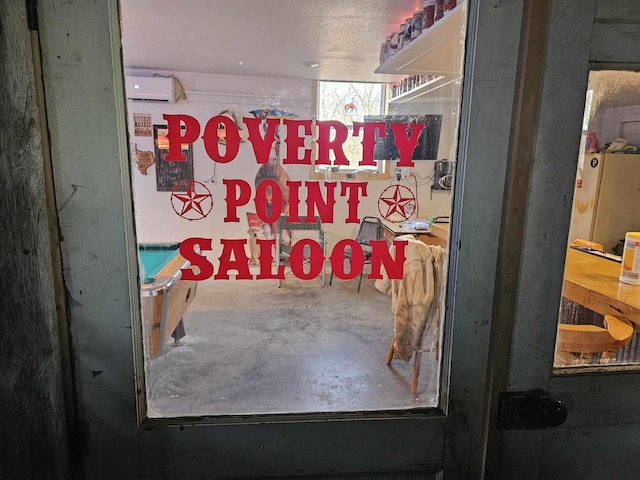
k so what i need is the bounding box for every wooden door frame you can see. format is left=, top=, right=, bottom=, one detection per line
left=486, top=0, right=598, bottom=476
left=442, top=0, right=537, bottom=477
left=485, top=0, right=640, bottom=478
left=1, top=2, right=72, bottom=478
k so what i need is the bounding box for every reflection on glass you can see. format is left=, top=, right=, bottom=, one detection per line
left=120, top=0, right=467, bottom=417
left=555, top=70, right=640, bottom=369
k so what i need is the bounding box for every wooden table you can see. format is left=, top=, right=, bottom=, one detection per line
left=380, top=220, right=449, bottom=247
left=563, top=247, right=640, bottom=325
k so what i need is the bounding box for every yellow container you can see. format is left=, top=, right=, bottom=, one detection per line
left=620, top=232, right=640, bottom=285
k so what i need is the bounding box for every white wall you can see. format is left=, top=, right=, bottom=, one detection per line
left=588, top=70, right=640, bottom=146
left=125, top=69, right=454, bottom=259
left=126, top=70, right=316, bottom=258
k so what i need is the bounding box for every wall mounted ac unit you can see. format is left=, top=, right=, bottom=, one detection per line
left=125, top=75, right=181, bottom=103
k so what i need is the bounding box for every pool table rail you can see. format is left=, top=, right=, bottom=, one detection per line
left=140, top=254, right=192, bottom=297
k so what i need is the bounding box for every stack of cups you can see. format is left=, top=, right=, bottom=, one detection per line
left=423, top=0, right=436, bottom=29
left=435, top=0, right=445, bottom=21
left=389, top=31, right=399, bottom=56
left=404, top=17, right=413, bottom=44
left=620, top=232, right=640, bottom=285
left=380, top=42, right=387, bottom=65
left=411, top=10, right=424, bottom=40
left=398, top=22, right=406, bottom=50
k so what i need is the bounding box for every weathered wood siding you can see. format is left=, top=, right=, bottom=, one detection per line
left=0, top=1, right=70, bottom=478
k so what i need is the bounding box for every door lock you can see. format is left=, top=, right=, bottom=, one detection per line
left=497, top=389, right=568, bottom=430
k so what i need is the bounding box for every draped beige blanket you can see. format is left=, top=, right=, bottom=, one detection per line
left=375, top=235, right=446, bottom=361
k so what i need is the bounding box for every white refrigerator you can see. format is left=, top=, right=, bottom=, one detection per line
left=568, top=152, right=640, bottom=253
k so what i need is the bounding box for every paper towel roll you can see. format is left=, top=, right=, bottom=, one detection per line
left=620, top=232, right=640, bottom=285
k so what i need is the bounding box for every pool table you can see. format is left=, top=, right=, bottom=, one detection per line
left=139, top=243, right=198, bottom=358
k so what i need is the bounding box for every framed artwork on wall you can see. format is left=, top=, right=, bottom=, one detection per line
left=133, top=113, right=153, bottom=136
left=153, top=124, right=194, bottom=192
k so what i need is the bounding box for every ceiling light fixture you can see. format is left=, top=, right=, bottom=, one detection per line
left=301, top=61, right=320, bottom=68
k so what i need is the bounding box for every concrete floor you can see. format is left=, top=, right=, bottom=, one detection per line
left=145, top=275, right=441, bottom=418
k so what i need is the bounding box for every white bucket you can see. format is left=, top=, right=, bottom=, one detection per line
left=620, top=232, right=640, bottom=285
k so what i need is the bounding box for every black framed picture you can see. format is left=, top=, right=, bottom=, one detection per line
left=153, top=124, right=194, bottom=192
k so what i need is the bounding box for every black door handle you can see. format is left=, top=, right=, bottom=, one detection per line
left=497, top=389, right=568, bottom=430
left=541, top=399, right=568, bottom=427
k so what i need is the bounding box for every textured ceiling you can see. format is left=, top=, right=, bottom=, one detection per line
left=120, top=0, right=424, bottom=83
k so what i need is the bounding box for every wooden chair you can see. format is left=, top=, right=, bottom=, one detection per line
left=385, top=333, right=430, bottom=394
left=569, top=238, right=603, bottom=251
left=555, top=315, right=634, bottom=365
left=386, top=240, right=446, bottom=394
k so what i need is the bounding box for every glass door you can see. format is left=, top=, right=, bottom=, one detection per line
left=119, top=0, right=469, bottom=421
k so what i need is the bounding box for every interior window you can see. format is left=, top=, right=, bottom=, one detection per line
left=120, top=0, right=467, bottom=419
left=555, top=70, right=640, bottom=370
left=314, top=81, right=386, bottom=174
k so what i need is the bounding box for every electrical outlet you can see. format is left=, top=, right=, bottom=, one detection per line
left=393, top=167, right=409, bottom=181
left=394, top=167, right=409, bottom=180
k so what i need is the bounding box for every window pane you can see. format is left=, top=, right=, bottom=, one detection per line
left=317, top=81, right=384, bottom=171
left=120, top=0, right=467, bottom=418
left=555, top=70, right=640, bottom=370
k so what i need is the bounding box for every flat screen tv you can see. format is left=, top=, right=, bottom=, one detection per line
left=365, top=114, right=442, bottom=161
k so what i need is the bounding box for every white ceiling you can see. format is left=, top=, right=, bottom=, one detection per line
left=120, top=0, right=424, bottom=83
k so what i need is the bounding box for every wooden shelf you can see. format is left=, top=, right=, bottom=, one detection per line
left=388, top=75, right=464, bottom=104
left=375, top=5, right=466, bottom=76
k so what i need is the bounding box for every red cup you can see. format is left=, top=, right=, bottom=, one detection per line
left=423, top=0, right=435, bottom=29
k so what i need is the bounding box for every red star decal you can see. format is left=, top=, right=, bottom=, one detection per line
left=378, top=185, right=416, bottom=222
left=170, top=180, right=213, bottom=221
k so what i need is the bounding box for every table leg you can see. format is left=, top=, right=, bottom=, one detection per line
left=386, top=334, right=396, bottom=365
left=170, top=319, right=186, bottom=346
